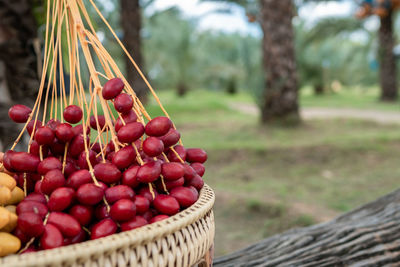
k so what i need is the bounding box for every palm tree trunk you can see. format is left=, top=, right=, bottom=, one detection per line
left=378, top=11, right=397, bottom=101
left=120, top=0, right=148, bottom=103
left=0, top=0, right=40, bottom=150
left=176, top=81, right=188, bottom=97
left=314, top=84, right=324, bottom=95
left=260, top=0, right=300, bottom=125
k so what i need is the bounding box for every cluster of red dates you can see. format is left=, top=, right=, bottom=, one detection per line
left=3, top=78, right=207, bottom=252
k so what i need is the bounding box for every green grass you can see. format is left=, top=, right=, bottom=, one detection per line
left=300, top=86, right=400, bottom=111
left=144, top=89, right=400, bottom=256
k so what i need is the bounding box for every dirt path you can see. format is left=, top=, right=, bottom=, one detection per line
left=231, top=102, right=400, bottom=124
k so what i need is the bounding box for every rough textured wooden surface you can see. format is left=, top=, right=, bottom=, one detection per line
left=215, top=189, right=400, bottom=266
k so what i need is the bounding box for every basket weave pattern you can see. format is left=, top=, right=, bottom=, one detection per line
left=0, top=185, right=215, bottom=267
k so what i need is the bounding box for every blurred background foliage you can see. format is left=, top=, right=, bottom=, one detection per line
left=85, top=0, right=397, bottom=102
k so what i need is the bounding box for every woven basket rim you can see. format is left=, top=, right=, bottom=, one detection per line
left=0, top=184, right=215, bottom=266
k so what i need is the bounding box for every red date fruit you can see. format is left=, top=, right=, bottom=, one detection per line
left=77, top=150, right=97, bottom=170
left=91, top=142, right=101, bottom=153
left=17, top=212, right=44, bottom=237
left=143, top=137, right=164, bottom=157
left=40, top=224, right=63, bottom=250
left=64, top=228, right=86, bottom=245
left=55, top=123, right=74, bottom=142
left=122, top=165, right=140, bottom=188
left=112, top=146, right=135, bottom=169
left=72, top=124, right=90, bottom=136
left=16, top=173, right=35, bottom=193
left=136, top=161, right=161, bottom=183
left=134, top=195, right=150, bottom=214
left=46, top=119, right=61, bottom=131
left=34, top=180, right=43, bottom=194
left=169, top=186, right=198, bottom=208
left=35, top=127, right=55, bottom=145
left=157, top=177, right=184, bottom=191
left=17, top=201, right=48, bottom=218
left=37, top=157, right=62, bottom=175
left=8, top=104, right=32, bottom=123
left=27, top=120, right=42, bottom=136
left=161, top=162, right=184, bottom=181
left=90, top=115, right=106, bottom=130
left=29, top=141, right=41, bottom=156
left=145, top=117, right=172, bottom=137
left=159, top=128, right=180, bottom=148
left=64, top=159, right=79, bottom=178
left=153, top=195, right=180, bottom=215
left=66, top=169, right=92, bottom=189
left=142, top=210, right=153, bottom=222
left=105, top=185, right=134, bottom=204
left=94, top=163, right=121, bottom=184
left=139, top=187, right=158, bottom=202
left=114, top=93, right=133, bottom=114
left=185, top=175, right=204, bottom=191
left=76, top=183, right=104, bottom=205
left=69, top=135, right=87, bottom=158
left=2, top=150, right=15, bottom=172
left=115, top=110, right=138, bottom=132
left=191, top=162, right=205, bottom=177
left=49, top=138, right=65, bottom=156
left=90, top=218, right=117, bottom=240
left=186, top=148, right=207, bottom=163
left=167, top=145, right=186, bottom=162
left=149, top=215, right=169, bottom=223
left=41, top=169, right=65, bottom=195
left=110, top=199, right=136, bottom=222
left=69, top=205, right=93, bottom=226
left=117, top=122, right=144, bottom=143
left=63, top=105, right=83, bottom=124
left=105, top=142, right=115, bottom=155
left=48, top=187, right=75, bottom=211
left=23, top=193, right=47, bottom=204
left=94, top=204, right=110, bottom=220
left=120, top=216, right=148, bottom=232
left=102, top=78, right=124, bottom=100
left=183, top=164, right=197, bottom=180
left=48, top=212, right=81, bottom=237
left=10, top=152, right=40, bottom=173
left=13, top=227, right=30, bottom=245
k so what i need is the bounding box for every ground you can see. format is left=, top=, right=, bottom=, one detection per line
left=146, top=88, right=400, bottom=256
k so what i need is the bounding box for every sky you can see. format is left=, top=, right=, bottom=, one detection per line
left=151, top=0, right=357, bottom=35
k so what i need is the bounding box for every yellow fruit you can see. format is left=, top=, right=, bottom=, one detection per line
left=7, top=187, right=24, bottom=205
left=0, top=207, right=10, bottom=229
left=1, top=213, right=17, bottom=233
left=0, top=173, right=16, bottom=191
left=0, top=187, right=11, bottom=206
left=4, top=205, right=16, bottom=214
left=0, top=232, right=21, bottom=256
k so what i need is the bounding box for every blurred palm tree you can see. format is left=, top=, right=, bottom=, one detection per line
left=357, top=0, right=399, bottom=101
left=204, top=0, right=299, bottom=125
left=120, top=0, right=155, bottom=103
left=296, top=17, right=367, bottom=95
left=144, top=7, right=198, bottom=97
left=0, top=0, right=42, bottom=150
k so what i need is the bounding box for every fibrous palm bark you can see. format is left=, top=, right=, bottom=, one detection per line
left=378, top=10, right=397, bottom=101
left=120, top=0, right=148, bottom=103
left=260, top=0, right=299, bottom=124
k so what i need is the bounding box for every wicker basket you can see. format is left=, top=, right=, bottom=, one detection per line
left=0, top=184, right=215, bottom=267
